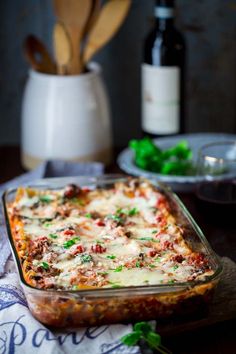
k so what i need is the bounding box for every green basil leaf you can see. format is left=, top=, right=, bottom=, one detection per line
left=120, top=331, right=142, bottom=346
left=134, top=322, right=152, bottom=335
left=146, top=331, right=161, bottom=349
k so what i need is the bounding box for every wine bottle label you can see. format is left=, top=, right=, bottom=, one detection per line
left=142, top=64, right=180, bottom=135
left=155, top=7, right=174, bottom=19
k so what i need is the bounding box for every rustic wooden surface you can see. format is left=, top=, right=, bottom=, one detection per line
left=0, top=145, right=235, bottom=354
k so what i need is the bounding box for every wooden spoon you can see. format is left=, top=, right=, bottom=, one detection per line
left=83, top=0, right=101, bottom=35
left=53, top=22, right=72, bottom=75
left=53, top=0, right=92, bottom=75
left=81, top=0, right=131, bottom=69
left=23, top=35, right=56, bottom=74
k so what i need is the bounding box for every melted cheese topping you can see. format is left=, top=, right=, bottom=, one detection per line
left=8, top=180, right=213, bottom=290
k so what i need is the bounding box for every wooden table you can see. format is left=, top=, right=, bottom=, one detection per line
left=1, top=146, right=235, bottom=354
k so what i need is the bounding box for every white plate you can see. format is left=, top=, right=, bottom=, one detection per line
left=117, top=133, right=236, bottom=192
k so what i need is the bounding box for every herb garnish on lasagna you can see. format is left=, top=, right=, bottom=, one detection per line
left=8, top=179, right=213, bottom=290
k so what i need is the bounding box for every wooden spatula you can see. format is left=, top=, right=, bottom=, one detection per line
left=23, top=35, right=56, bottom=74
left=53, top=0, right=92, bottom=75
left=53, top=22, right=72, bottom=75
left=81, top=0, right=131, bottom=69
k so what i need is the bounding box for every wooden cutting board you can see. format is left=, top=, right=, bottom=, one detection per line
left=157, top=257, right=236, bottom=335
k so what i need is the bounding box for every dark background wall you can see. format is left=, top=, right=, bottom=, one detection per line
left=0, top=0, right=235, bottom=148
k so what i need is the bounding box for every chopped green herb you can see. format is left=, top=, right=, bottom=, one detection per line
left=39, top=195, right=54, bottom=203
left=72, top=285, right=79, bottom=290
left=85, top=213, right=92, bottom=218
left=40, top=262, right=49, bottom=270
left=127, top=207, right=138, bottom=216
left=138, top=237, right=153, bottom=241
left=138, top=237, right=159, bottom=242
left=44, top=222, right=52, bottom=227
left=108, top=281, right=121, bottom=288
left=155, top=257, right=161, bottom=262
left=114, top=265, right=123, bottom=272
left=49, top=233, right=58, bottom=239
left=81, top=254, right=92, bottom=263
left=116, top=207, right=139, bottom=217
left=106, top=255, right=116, bottom=260
left=149, top=264, right=156, bottom=268
left=106, top=207, right=138, bottom=224
left=106, top=214, right=123, bottom=223
left=63, top=237, right=80, bottom=249
left=98, top=271, right=109, bottom=276
left=95, top=240, right=104, bottom=245
left=152, top=230, right=158, bottom=234
left=168, top=279, right=175, bottom=284
left=136, top=261, right=141, bottom=268
left=173, top=265, right=179, bottom=271
left=112, top=215, right=123, bottom=223
left=116, top=207, right=123, bottom=214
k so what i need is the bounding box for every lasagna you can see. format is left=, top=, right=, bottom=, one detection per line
left=8, top=179, right=213, bottom=291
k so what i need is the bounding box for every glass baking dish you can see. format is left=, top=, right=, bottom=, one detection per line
left=2, top=175, right=222, bottom=327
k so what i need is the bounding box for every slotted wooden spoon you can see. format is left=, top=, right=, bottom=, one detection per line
left=23, top=35, right=56, bottom=74
left=53, top=0, right=92, bottom=75
left=53, top=22, right=72, bottom=75
left=81, top=0, right=131, bottom=70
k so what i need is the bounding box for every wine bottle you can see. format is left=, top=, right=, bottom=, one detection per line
left=142, top=0, right=186, bottom=137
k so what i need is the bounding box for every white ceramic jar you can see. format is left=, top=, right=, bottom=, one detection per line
left=21, top=62, right=112, bottom=170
